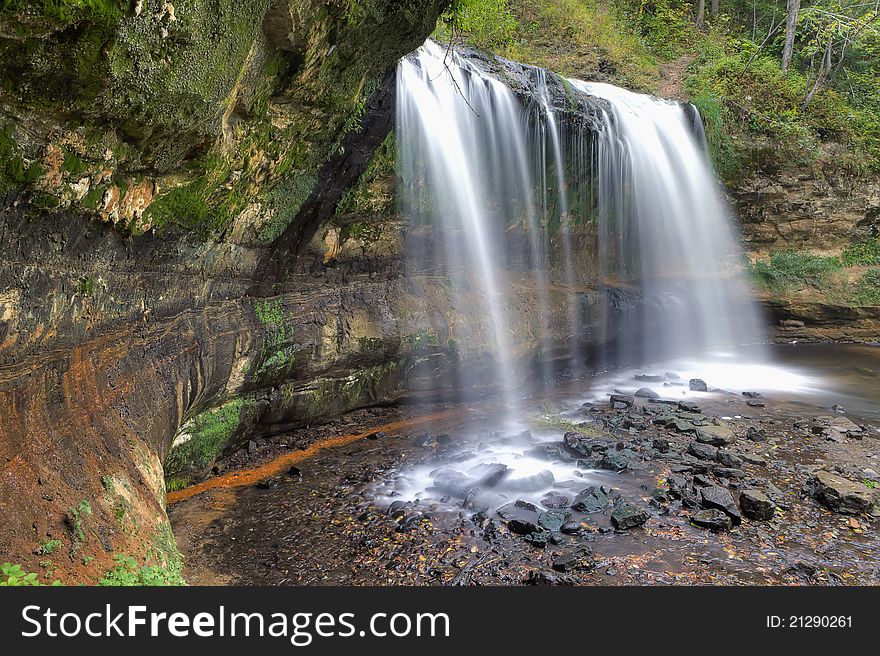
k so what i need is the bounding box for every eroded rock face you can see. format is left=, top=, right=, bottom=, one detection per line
left=733, top=165, right=880, bottom=251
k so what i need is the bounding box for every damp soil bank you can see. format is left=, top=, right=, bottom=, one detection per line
left=169, top=344, right=880, bottom=586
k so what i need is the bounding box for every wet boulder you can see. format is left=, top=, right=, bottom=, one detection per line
left=610, top=503, right=649, bottom=529
left=808, top=471, right=876, bottom=515
left=700, top=485, right=741, bottom=524
left=739, top=489, right=775, bottom=520
left=695, top=424, right=735, bottom=447
left=690, top=509, right=732, bottom=531
left=541, top=492, right=571, bottom=509
left=599, top=451, right=630, bottom=472
left=688, top=441, right=718, bottom=461
left=538, top=509, right=571, bottom=532
left=571, top=485, right=610, bottom=513
left=610, top=394, right=634, bottom=408
left=716, top=450, right=743, bottom=468
left=635, top=387, right=660, bottom=399
left=689, top=379, right=708, bottom=392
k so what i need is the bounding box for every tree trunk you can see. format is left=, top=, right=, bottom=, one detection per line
left=711, top=0, right=719, bottom=17
left=696, top=0, right=705, bottom=27
left=781, top=0, right=801, bottom=72
left=803, top=32, right=833, bottom=107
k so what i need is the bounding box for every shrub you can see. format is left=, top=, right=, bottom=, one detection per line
left=842, top=239, right=880, bottom=267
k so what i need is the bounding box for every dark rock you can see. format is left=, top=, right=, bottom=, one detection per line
left=287, top=466, right=302, bottom=478
left=525, top=443, right=572, bottom=461
left=366, top=431, right=387, bottom=440
left=652, top=437, right=670, bottom=453
left=716, top=450, right=743, bottom=468
left=538, top=509, right=571, bottom=532
left=635, top=387, right=661, bottom=399
left=688, top=441, right=718, bottom=461
left=746, top=400, right=766, bottom=408
left=515, top=499, right=541, bottom=513
left=610, top=503, right=649, bottom=529
left=714, top=467, right=746, bottom=479
left=700, top=485, right=742, bottom=524
left=436, top=434, right=453, bottom=444
left=599, top=451, right=630, bottom=472
left=571, top=486, right=610, bottom=513
left=507, top=518, right=541, bottom=535
left=524, top=570, right=577, bottom=586
left=745, top=426, right=767, bottom=442
left=471, top=463, right=509, bottom=487
left=257, top=477, right=281, bottom=490
left=742, top=392, right=762, bottom=399
left=666, top=474, right=690, bottom=499
left=610, top=394, right=635, bottom=407
left=559, top=520, right=582, bottom=535
left=523, top=530, right=552, bottom=547
left=678, top=401, right=702, bottom=413
left=740, top=453, right=767, bottom=467
left=689, top=379, right=708, bottom=392
left=693, top=474, right=713, bottom=487
left=388, top=500, right=408, bottom=517
left=831, top=403, right=846, bottom=414
left=247, top=440, right=258, bottom=454
left=552, top=549, right=594, bottom=572
left=635, top=374, right=664, bottom=382
left=739, top=489, right=775, bottom=520
left=541, top=492, right=571, bottom=509
left=690, top=509, right=732, bottom=531
left=808, top=471, right=876, bottom=514
left=695, top=425, right=735, bottom=446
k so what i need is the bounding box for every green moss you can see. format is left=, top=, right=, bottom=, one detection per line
left=0, top=123, right=43, bottom=192
left=164, top=397, right=254, bottom=479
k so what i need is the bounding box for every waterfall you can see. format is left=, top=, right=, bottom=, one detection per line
left=387, top=41, right=768, bottom=510
left=396, top=41, right=764, bottom=403
left=571, top=80, right=765, bottom=365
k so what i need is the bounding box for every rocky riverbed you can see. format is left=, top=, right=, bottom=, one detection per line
left=169, top=346, right=880, bottom=586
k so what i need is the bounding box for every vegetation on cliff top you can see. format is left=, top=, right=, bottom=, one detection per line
left=445, top=0, right=880, bottom=178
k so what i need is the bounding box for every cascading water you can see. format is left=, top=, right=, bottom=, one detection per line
left=572, top=80, right=765, bottom=365
left=386, top=41, right=770, bottom=510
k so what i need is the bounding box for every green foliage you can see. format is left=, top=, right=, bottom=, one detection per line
left=439, top=0, right=519, bottom=50
left=502, top=0, right=659, bottom=92
left=850, top=268, right=880, bottom=306
left=842, top=238, right=880, bottom=266
left=99, top=554, right=185, bottom=587
left=34, top=539, right=63, bottom=556
left=626, top=0, right=699, bottom=58
left=0, top=562, right=60, bottom=586
left=752, top=250, right=842, bottom=289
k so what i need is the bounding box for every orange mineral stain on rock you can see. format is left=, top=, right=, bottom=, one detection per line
left=167, top=408, right=464, bottom=505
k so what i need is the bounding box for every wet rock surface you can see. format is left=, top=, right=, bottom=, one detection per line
left=170, top=382, right=880, bottom=586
